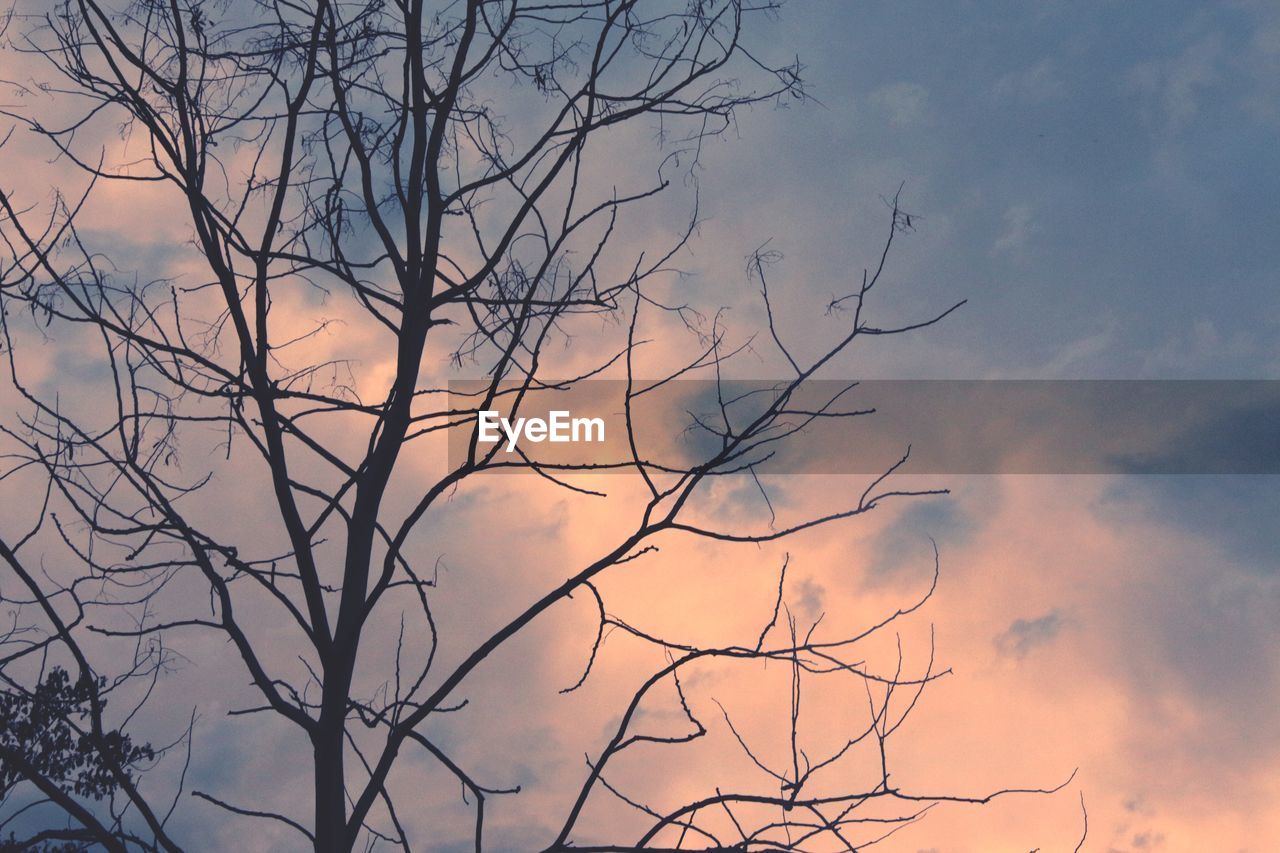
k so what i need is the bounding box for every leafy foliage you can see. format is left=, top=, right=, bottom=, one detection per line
left=0, top=667, right=153, bottom=801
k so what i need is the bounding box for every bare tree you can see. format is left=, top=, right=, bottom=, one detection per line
left=0, top=1, right=1071, bottom=850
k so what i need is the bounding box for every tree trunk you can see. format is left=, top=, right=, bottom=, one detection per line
left=313, top=717, right=348, bottom=852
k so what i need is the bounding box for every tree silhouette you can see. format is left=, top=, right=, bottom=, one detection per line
left=2, top=668, right=154, bottom=803
left=0, top=1, right=1070, bottom=850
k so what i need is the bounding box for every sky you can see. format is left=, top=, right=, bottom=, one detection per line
left=686, top=0, right=1280, bottom=380
left=2, top=1, right=1280, bottom=851
left=703, top=2, right=1280, bottom=847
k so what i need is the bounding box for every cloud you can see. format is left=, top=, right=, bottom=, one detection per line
left=1139, top=319, right=1263, bottom=376
left=991, top=203, right=1036, bottom=255
left=1239, top=2, right=1280, bottom=121
left=792, top=575, right=825, bottom=620
left=1028, top=317, right=1118, bottom=377
left=993, top=59, right=1065, bottom=103
left=867, top=497, right=972, bottom=585
left=869, top=81, right=930, bottom=127
left=994, top=610, right=1064, bottom=658
left=1124, top=36, right=1222, bottom=129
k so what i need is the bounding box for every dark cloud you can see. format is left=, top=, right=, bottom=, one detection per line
left=1111, top=395, right=1280, bottom=476
left=793, top=576, right=826, bottom=621
left=867, top=497, right=972, bottom=585
left=1101, top=476, right=1280, bottom=573
left=994, top=610, right=1064, bottom=659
